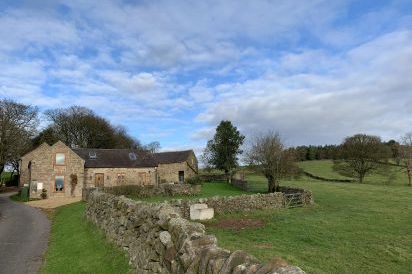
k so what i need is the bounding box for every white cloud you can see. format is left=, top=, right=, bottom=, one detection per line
left=195, top=30, right=412, bottom=145
left=1, top=0, right=412, bottom=149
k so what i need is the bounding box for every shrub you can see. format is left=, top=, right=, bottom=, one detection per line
left=41, top=189, right=47, bottom=199
left=185, top=176, right=203, bottom=185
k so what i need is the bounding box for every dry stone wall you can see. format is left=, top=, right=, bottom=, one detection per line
left=168, top=188, right=313, bottom=219
left=86, top=192, right=306, bottom=274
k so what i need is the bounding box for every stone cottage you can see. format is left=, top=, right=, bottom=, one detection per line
left=19, top=141, right=198, bottom=198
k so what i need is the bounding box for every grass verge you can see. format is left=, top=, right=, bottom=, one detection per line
left=207, top=179, right=412, bottom=274
left=40, top=202, right=132, bottom=274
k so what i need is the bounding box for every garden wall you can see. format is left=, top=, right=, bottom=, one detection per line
left=168, top=187, right=313, bottom=218
left=86, top=192, right=306, bottom=274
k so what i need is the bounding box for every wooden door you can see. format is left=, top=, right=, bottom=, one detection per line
left=95, top=173, right=104, bottom=187
left=138, top=172, right=147, bottom=185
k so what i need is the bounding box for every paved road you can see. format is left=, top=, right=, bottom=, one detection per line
left=0, top=193, right=50, bottom=274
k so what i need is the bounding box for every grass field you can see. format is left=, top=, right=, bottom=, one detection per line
left=207, top=178, right=412, bottom=274
left=298, top=160, right=408, bottom=186
left=39, top=161, right=412, bottom=274
left=40, top=202, right=131, bottom=274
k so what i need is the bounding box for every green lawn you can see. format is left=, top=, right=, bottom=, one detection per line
left=130, top=182, right=248, bottom=202
left=298, top=160, right=408, bottom=186
left=207, top=178, right=412, bottom=274
left=41, top=202, right=132, bottom=274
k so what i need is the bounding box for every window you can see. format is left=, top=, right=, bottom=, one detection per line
left=55, top=153, right=65, bottom=165
left=117, top=173, right=126, bottom=184
left=55, top=176, right=64, bottom=191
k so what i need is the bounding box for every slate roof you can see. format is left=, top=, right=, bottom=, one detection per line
left=72, top=148, right=193, bottom=168
left=153, top=150, right=193, bottom=164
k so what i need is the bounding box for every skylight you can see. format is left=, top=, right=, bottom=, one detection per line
left=89, top=151, right=97, bottom=159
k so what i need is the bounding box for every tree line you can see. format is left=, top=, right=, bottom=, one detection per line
left=0, top=99, right=160, bottom=179
left=202, top=121, right=412, bottom=191
left=289, top=141, right=401, bottom=162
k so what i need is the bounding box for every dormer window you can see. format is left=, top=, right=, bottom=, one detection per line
left=55, top=153, right=65, bottom=165
left=129, top=152, right=137, bottom=160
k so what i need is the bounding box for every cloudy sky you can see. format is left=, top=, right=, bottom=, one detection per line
left=1, top=0, right=412, bottom=152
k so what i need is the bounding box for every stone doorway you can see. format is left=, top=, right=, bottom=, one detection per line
left=178, top=171, right=184, bottom=183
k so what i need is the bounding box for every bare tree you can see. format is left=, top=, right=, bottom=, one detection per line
left=44, top=106, right=140, bottom=149
left=0, top=99, right=38, bottom=174
left=400, top=133, right=412, bottom=186
left=246, top=131, right=298, bottom=192
left=333, top=134, right=390, bottom=183
left=144, top=141, right=161, bottom=153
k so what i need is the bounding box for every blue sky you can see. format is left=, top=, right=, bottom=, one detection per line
left=1, top=0, right=412, bottom=154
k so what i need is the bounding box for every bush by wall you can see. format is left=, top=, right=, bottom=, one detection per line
left=86, top=192, right=306, bottom=274
left=198, top=174, right=227, bottom=182
left=83, top=184, right=202, bottom=200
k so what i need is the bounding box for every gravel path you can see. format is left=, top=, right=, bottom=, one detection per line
left=0, top=192, right=50, bottom=274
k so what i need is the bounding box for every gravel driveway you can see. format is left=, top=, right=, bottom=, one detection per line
left=0, top=192, right=50, bottom=274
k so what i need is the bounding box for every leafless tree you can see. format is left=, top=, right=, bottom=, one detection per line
left=0, top=99, right=38, bottom=175
left=144, top=141, right=161, bottom=153
left=400, top=133, right=412, bottom=186
left=333, top=134, right=390, bottom=183
left=44, top=106, right=140, bottom=149
left=246, top=131, right=299, bottom=192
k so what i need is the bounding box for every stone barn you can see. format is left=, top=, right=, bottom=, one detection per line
left=19, top=141, right=198, bottom=199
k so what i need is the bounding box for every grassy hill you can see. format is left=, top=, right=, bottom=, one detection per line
left=298, top=160, right=408, bottom=186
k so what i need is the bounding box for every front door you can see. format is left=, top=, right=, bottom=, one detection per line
left=178, top=171, right=184, bottom=183
left=95, top=173, right=104, bottom=187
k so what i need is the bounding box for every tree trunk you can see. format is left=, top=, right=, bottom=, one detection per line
left=407, top=168, right=412, bottom=187
left=0, top=164, right=4, bottom=176
left=267, top=176, right=279, bottom=193
left=225, top=170, right=229, bottom=183
left=359, top=173, right=364, bottom=184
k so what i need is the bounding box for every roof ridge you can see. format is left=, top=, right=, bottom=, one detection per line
left=72, top=148, right=136, bottom=150
left=155, top=150, right=192, bottom=154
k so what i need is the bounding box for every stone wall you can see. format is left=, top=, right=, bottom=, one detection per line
left=168, top=188, right=313, bottom=218
left=20, top=141, right=85, bottom=198
left=86, top=192, right=306, bottom=274
left=303, top=171, right=356, bottom=183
